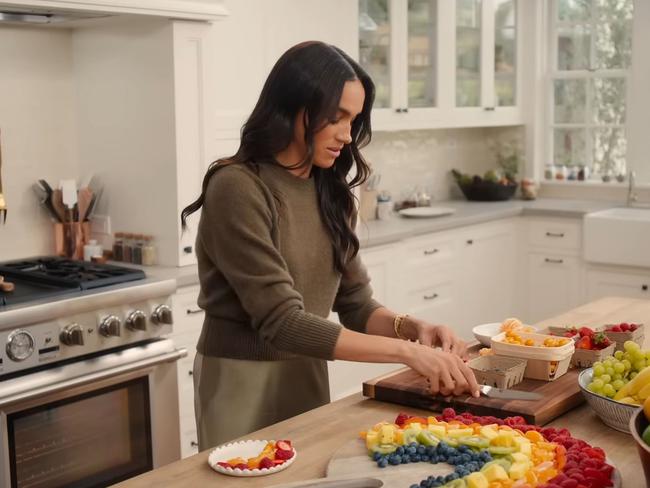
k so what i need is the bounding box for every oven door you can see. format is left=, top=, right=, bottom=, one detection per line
left=0, top=339, right=186, bottom=488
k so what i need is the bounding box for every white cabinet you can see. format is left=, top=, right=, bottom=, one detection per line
left=586, top=268, right=650, bottom=302
left=171, top=285, right=203, bottom=458
left=525, top=218, right=584, bottom=322
left=360, top=244, right=401, bottom=308
left=357, top=0, right=523, bottom=131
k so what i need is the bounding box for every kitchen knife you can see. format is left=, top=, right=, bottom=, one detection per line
left=479, top=385, right=542, bottom=401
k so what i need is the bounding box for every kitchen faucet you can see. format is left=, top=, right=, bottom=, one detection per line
left=627, top=170, right=638, bottom=206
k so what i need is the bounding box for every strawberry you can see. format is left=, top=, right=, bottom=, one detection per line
left=576, top=336, right=593, bottom=350
left=630, top=323, right=638, bottom=331
left=274, top=448, right=294, bottom=460
left=258, top=457, right=274, bottom=469
left=609, top=325, right=622, bottom=332
left=578, top=327, right=594, bottom=337
left=592, top=333, right=612, bottom=350
left=235, top=463, right=249, bottom=470
left=620, top=323, right=630, bottom=332
left=276, top=440, right=292, bottom=451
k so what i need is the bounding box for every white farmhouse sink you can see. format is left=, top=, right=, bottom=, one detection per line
left=583, top=207, right=650, bottom=267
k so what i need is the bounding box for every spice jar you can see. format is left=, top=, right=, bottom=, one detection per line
left=142, top=235, right=157, bottom=266
left=132, top=234, right=144, bottom=265
left=122, top=233, right=134, bottom=263
left=112, top=232, right=124, bottom=262
left=544, top=164, right=555, bottom=180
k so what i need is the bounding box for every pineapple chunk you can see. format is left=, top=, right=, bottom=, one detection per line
left=513, top=437, right=532, bottom=457
left=510, top=452, right=530, bottom=464
left=428, top=424, right=447, bottom=438
left=365, top=431, right=379, bottom=450
left=380, top=424, right=395, bottom=444
left=447, top=427, right=474, bottom=438
left=408, top=422, right=423, bottom=431
left=466, top=472, right=489, bottom=488
left=481, top=463, right=509, bottom=482
left=479, top=426, right=498, bottom=440
left=490, top=432, right=515, bottom=447
left=508, top=461, right=529, bottom=480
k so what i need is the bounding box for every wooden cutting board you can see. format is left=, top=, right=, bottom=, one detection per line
left=363, top=366, right=584, bottom=426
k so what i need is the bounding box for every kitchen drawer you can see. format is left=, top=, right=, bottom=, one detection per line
left=402, top=233, right=457, bottom=268
left=527, top=218, right=581, bottom=252
left=403, top=271, right=456, bottom=311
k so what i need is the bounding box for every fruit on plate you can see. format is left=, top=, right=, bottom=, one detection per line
left=361, top=409, right=615, bottom=488
left=215, top=440, right=294, bottom=470
left=586, top=341, right=650, bottom=403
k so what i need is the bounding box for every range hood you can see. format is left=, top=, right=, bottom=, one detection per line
left=0, top=1, right=228, bottom=23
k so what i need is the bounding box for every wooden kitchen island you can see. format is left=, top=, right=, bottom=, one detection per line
left=116, top=297, right=650, bottom=488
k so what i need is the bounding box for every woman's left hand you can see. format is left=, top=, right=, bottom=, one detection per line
left=410, top=320, right=468, bottom=360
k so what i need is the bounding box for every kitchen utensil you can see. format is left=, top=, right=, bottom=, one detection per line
left=60, top=179, right=77, bottom=221
left=397, top=207, right=455, bottom=219
left=0, top=129, right=6, bottom=223
left=479, top=384, right=542, bottom=401
left=85, top=184, right=102, bottom=221
left=51, top=189, right=66, bottom=223
left=77, top=187, right=93, bottom=222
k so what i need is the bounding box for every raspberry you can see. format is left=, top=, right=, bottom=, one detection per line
left=258, top=457, right=274, bottom=469
left=235, top=463, right=248, bottom=470
left=442, top=408, right=456, bottom=419
left=275, top=448, right=294, bottom=460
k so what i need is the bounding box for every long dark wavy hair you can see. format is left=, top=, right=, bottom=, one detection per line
left=181, top=41, right=375, bottom=273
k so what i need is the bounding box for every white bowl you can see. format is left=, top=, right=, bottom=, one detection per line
left=472, top=322, right=538, bottom=346
left=208, top=439, right=297, bottom=477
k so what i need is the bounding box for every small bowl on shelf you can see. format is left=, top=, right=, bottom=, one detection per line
left=457, top=180, right=518, bottom=202
left=578, top=368, right=639, bottom=433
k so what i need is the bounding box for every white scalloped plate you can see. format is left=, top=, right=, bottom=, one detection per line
left=398, top=207, right=456, bottom=218
left=208, top=439, right=297, bottom=477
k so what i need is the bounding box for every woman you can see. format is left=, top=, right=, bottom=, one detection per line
left=181, top=41, right=479, bottom=449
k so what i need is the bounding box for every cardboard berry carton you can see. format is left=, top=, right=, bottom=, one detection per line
left=604, top=322, right=645, bottom=352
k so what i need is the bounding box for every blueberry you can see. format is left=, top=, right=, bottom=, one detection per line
left=431, top=483, right=442, bottom=488
left=461, top=453, right=471, bottom=463
left=396, top=446, right=405, bottom=456
left=408, top=446, right=417, bottom=455
left=391, top=455, right=402, bottom=465
left=417, top=445, right=426, bottom=455
left=402, top=455, right=410, bottom=464
left=445, top=473, right=459, bottom=482
left=371, top=452, right=381, bottom=461
left=425, top=446, right=435, bottom=456
left=420, top=481, right=428, bottom=488
left=410, top=442, right=419, bottom=449
left=429, top=455, right=438, bottom=463
left=438, top=442, right=448, bottom=450
left=410, top=484, right=419, bottom=488
left=412, top=454, right=421, bottom=462
left=377, top=458, right=388, bottom=468
left=421, top=455, right=430, bottom=462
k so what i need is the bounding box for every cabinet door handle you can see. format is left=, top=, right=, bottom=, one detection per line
left=423, top=249, right=439, bottom=255
left=423, top=293, right=439, bottom=300
left=188, top=370, right=193, bottom=376
left=483, top=106, right=496, bottom=111
left=643, top=285, right=648, bottom=291
left=466, top=239, right=474, bottom=245
left=545, top=232, right=565, bottom=238
left=544, top=258, right=564, bottom=264
left=186, top=308, right=203, bottom=315
left=191, top=441, right=198, bottom=448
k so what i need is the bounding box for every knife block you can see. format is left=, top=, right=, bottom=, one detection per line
left=54, top=222, right=91, bottom=260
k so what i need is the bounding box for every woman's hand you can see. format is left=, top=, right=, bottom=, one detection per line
left=404, top=318, right=469, bottom=360
left=404, top=342, right=480, bottom=397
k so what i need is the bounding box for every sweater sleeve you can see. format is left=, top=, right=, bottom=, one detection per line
left=198, top=165, right=343, bottom=360
left=332, top=249, right=384, bottom=333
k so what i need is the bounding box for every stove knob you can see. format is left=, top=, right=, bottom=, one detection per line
left=125, top=310, right=147, bottom=331
left=60, top=324, right=84, bottom=346
left=151, top=304, right=173, bottom=325
left=99, top=315, right=121, bottom=337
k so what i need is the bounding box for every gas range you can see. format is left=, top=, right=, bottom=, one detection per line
left=0, top=256, right=176, bottom=377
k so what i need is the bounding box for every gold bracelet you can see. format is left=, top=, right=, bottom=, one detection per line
left=393, top=314, right=410, bottom=340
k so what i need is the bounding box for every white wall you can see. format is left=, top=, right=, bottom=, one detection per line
left=0, top=25, right=79, bottom=260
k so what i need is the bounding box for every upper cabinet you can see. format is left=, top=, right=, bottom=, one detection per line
left=358, top=0, right=523, bottom=131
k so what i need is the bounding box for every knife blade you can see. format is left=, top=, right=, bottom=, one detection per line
left=479, top=385, right=542, bottom=401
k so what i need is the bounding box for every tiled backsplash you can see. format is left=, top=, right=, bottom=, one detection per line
left=361, top=127, right=524, bottom=203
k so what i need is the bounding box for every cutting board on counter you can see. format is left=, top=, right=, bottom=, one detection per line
left=363, top=366, right=584, bottom=426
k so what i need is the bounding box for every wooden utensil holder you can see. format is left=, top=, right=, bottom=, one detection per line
left=54, top=222, right=91, bottom=260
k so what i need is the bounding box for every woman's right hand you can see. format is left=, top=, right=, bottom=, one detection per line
left=404, top=342, right=480, bottom=398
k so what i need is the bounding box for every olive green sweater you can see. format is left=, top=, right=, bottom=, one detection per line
left=195, top=162, right=382, bottom=361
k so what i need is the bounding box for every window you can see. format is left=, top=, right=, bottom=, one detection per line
left=549, top=0, right=633, bottom=179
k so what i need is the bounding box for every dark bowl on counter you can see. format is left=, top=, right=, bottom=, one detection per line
left=630, top=407, right=650, bottom=486
left=457, top=180, right=518, bottom=202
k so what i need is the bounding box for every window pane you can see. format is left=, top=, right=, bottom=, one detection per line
left=593, top=128, right=627, bottom=175
left=557, top=0, right=592, bottom=22
left=456, top=0, right=482, bottom=107
left=592, top=77, right=626, bottom=125
left=408, top=0, right=437, bottom=108
left=494, top=0, right=516, bottom=106
left=554, top=79, right=586, bottom=123
left=557, top=24, right=590, bottom=70
left=359, top=0, right=391, bottom=108
left=594, top=0, right=632, bottom=71
left=554, top=129, right=586, bottom=166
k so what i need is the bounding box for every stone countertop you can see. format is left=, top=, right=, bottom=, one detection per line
left=144, top=198, right=615, bottom=289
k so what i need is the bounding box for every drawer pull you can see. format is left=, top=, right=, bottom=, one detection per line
left=191, top=441, right=198, bottom=448
left=423, top=293, right=439, bottom=300
left=643, top=285, right=648, bottom=291
left=186, top=308, right=203, bottom=315
left=544, top=258, right=564, bottom=264
left=423, top=249, right=439, bottom=255
left=545, top=232, right=565, bottom=238
left=466, top=239, right=473, bottom=245
left=188, top=370, right=193, bottom=376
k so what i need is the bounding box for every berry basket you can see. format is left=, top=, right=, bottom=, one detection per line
left=468, top=355, right=527, bottom=389
left=604, top=323, right=645, bottom=352
left=578, top=368, right=639, bottom=433
left=571, top=343, right=616, bottom=368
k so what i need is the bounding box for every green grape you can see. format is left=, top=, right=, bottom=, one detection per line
left=613, top=362, right=625, bottom=374
left=593, top=364, right=605, bottom=377
left=645, top=351, right=650, bottom=361
left=625, top=341, right=640, bottom=353
left=603, top=384, right=616, bottom=397
left=605, top=367, right=615, bottom=377
left=603, top=360, right=613, bottom=369
left=634, top=360, right=647, bottom=372
left=622, top=359, right=632, bottom=371
left=612, top=379, right=625, bottom=391
left=630, top=371, right=638, bottom=380
left=588, top=382, right=602, bottom=393
left=614, top=351, right=624, bottom=360
left=612, top=373, right=623, bottom=382
left=630, top=350, right=645, bottom=362
left=600, top=374, right=612, bottom=384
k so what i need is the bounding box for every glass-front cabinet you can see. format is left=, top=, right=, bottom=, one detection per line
left=357, top=0, right=522, bottom=130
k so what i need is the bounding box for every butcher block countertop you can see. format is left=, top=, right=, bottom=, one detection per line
left=116, top=297, right=650, bottom=487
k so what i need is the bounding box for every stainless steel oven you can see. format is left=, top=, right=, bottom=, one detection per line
left=1, top=338, right=185, bottom=488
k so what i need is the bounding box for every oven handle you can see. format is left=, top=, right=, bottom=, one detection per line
left=0, top=348, right=187, bottom=408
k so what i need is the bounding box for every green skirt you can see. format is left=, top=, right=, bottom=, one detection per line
left=192, top=352, right=330, bottom=449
